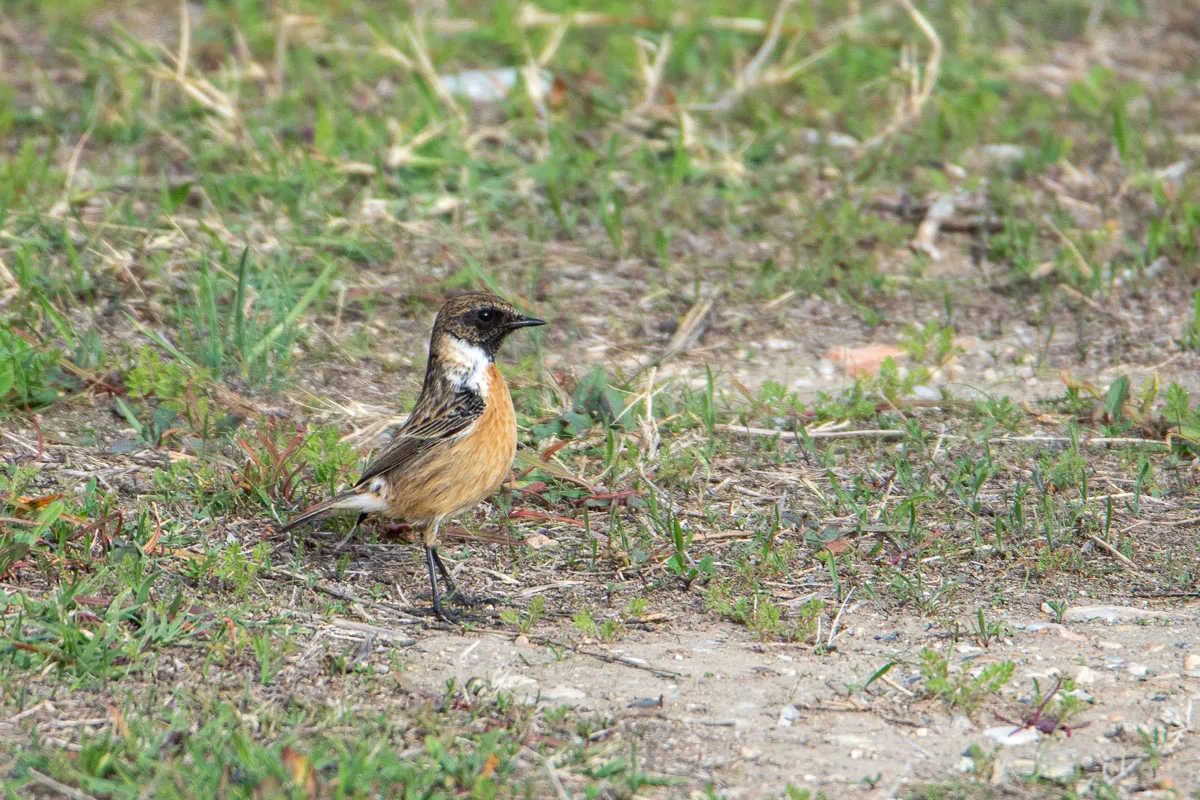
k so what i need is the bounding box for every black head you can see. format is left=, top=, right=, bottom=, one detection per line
left=433, top=291, right=545, bottom=357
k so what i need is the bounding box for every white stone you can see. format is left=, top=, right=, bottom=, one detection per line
left=985, top=726, right=1040, bottom=746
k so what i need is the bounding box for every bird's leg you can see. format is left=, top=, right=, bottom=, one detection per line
left=334, top=512, right=368, bottom=551
left=424, top=542, right=459, bottom=624
left=422, top=522, right=459, bottom=623
left=431, top=547, right=460, bottom=596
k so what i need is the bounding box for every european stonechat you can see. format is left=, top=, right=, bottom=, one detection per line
left=280, top=291, right=545, bottom=621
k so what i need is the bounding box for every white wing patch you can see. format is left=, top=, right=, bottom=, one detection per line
left=339, top=488, right=388, bottom=513
left=440, top=336, right=491, bottom=394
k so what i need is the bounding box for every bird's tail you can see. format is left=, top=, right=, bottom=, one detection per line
left=277, top=488, right=385, bottom=533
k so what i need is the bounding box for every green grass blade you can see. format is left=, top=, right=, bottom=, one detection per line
left=246, top=261, right=337, bottom=364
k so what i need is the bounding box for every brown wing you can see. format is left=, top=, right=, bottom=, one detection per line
left=354, top=387, right=485, bottom=487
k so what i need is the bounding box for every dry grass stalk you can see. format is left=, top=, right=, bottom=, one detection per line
left=521, top=17, right=570, bottom=157
left=385, top=121, right=448, bottom=168
left=855, top=0, right=943, bottom=155
left=176, top=1, right=190, bottom=84
left=404, top=22, right=468, bottom=126
left=0, top=255, right=16, bottom=291
left=717, top=424, right=905, bottom=441
left=632, top=34, right=672, bottom=115
left=637, top=366, right=661, bottom=466
left=1045, top=216, right=1094, bottom=280
left=661, top=290, right=721, bottom=365
left=693, top=0, right=796, bottom=112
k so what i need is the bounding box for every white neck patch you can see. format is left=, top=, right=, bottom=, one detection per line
left=438, top=335, right=491, bottom=394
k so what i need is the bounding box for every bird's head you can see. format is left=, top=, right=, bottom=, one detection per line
left=432, top=291, right=545, bottom=360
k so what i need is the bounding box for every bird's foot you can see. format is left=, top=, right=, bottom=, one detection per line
left=443, top=590, right=502, bottom=610
left=430, top=597, right=463, bottom=625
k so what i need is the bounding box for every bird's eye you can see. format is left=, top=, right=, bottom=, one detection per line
left=476, top=309, right=495, bottom=324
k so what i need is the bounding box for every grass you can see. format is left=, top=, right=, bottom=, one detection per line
left=2, top=0, right=1200, bottom=796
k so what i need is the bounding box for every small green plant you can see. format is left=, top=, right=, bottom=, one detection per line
left=978, top=394, right=1025, bottom=431
left=572, top=608, right=623, bottom=643
left=1180, top=289, right=1200, bottom=347
left=532, top=366, right=627, bottom=439
left=971, top=608, right=1010, bottom=648
left=1046, top=598, right=1069, bottom=624
left=501, top=596, right=545, bottom=634
left=899, top=320, right=963, bottom=366
left=1164, top=382, right=1200, bottom=456
left=706, top=586, right=822, bottom=642
left=251, top=631, right=281, bottom=685
left=0, top=324, right=62, bottom=409
left=572, top=610, right=598, bottom=638
left=919, top=647, right=1014, bottom=714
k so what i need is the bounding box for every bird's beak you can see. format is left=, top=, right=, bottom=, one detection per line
left=507, top=316, right=546, bottom=329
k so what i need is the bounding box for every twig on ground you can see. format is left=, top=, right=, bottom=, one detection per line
left=543, top=754, right=573, bottom=800
left=659, top=291, right=721, bottom=366
left=910, top=194, right=961, bottom=261
left=717, top=424, right=904, bottom=441
left=987, top=435, right=1169, bottom=450
left=1083, top=532, right=1139, bottom=571
left=26, top=770, right=97, bottom=800
left=827, top=587, right=856, bottom=647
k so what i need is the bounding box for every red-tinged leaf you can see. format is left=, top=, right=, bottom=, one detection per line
left=539, top=438, right=572, bottom=461
left=108, top=704, right=131, bottom=739
left=821, top=538, right=852, bottom=555
left=21, top=494, right=63, bottom=510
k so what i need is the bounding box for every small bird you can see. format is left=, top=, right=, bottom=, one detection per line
left=280, top=291, right=545, bottom=621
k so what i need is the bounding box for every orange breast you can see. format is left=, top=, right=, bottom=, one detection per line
left=386, top=364, right=516, bottom=524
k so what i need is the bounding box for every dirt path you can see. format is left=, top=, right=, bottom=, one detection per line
left=394, top=602, right=1200, bottom=796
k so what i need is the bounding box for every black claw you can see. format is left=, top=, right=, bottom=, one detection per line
left=447, top=592, right=502, bottom=609
left=432, top=595, right=461, bottom=624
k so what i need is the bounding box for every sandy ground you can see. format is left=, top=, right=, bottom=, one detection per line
left=391, top=602, right=1199, bottom=797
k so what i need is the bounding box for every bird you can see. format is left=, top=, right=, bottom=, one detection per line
left=279, top=291, right=545, bottom=622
